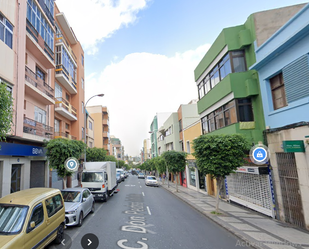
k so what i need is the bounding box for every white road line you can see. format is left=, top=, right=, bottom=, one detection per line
left=142, top=192, right=145, bottom=196
left=147, top=206, right=152, bottom=215
left=140, top=185, right=142, bottom=188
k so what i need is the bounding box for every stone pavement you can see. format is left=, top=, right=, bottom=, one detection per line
left=160, top=181, right=309, bottom=249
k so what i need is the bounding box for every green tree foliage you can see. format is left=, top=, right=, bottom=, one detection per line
left=162, top=151, right=187, bottom=192
left=86, top=147, right=107, bottom=162
left=0, top=83, right=13, bottom=142
left=193, top=134, right=250, bottom=212
left=105, top=155, right=117, bottom=162
left=154, top=156, right=166, bottom=175
left=45, top=138, right=86, bottom=188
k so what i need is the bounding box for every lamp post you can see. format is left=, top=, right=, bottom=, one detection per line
left=84, top=94, right=104, bottom=163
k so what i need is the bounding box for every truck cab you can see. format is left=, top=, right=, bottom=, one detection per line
left=81, top=170, right=108, bottom=201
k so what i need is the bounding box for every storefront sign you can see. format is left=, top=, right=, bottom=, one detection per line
left=236, top=166, right=268, bottom=175
left=0, top=142, right=46, bottom=156
left=282, top=140, right=305, bottom=153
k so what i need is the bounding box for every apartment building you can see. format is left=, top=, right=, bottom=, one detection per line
left=141, top=138, right=151, bottom=163
left=194, top=4, right=305, bottom=217
left=86, top=112, right=95, bottom=148
left=110, top=136, right=123, bottom=160
left=149, top=112, right=172, bottom=158
left=251, top=3, right=309, bottom=229
left=0, top=0, right=86, bottom=196
left=87, top=105, right=110, bottom=153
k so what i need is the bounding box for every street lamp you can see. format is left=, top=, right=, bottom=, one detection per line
left=84, top=93, right=104, bottom=163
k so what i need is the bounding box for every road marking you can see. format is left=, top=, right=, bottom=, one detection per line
left=142, top=192, right=145, bottom=196
left=147, top=206, right=151, bottom=215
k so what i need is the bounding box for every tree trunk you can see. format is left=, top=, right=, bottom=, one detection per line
left=176, top=173, right=179, bottom=192
left=63, top=176, right=67, bottom=190
left=215, top=177, right=222, bottom=213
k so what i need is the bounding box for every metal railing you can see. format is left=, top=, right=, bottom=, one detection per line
left=55, top=97, right=77, bottom=117
left=25, top=66, right=54, bottom=99
left=55, top=64, right=77, bottom=90
left=23, top=117, right=54, bottom=139
left=54, top=132, right=77, bottom=140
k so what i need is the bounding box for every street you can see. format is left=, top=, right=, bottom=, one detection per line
left=49, top=175, right=252, bottom=249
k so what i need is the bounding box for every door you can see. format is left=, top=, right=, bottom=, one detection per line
left=276, top=152, right=305, bottom=228
left=198, top=170, right=205, bottom=190
left=11, top=164, right=21, bottom=193
left=83, top=190, right=92, bottom=214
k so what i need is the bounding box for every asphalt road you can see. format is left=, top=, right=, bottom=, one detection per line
left=49, top=175, right=252, bottom=249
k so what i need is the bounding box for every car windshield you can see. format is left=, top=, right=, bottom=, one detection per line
left=147, top=176, right=156, bottom=180
left=61, top=191, right=81, bottom=203
left=82, top=172, right=103, bottom=182
left=0, top=205, right=28, bottom=234
left=116, top=172, right=120, bottom=176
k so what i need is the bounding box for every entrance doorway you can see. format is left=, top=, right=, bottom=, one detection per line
left=11, top=164, right=22, bottom=193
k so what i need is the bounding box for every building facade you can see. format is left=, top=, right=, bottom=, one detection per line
left=87, top=105, right=110, bottom=154
left=110, top=136, right=123, bottom=160
left=251, top=3, right=309, bottom=229
left=0, top=0, right=86, bottom=196
left=194, top=4, right=305, bottom=216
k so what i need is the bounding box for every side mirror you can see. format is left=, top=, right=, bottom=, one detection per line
left=82, top=198, right=87, bottom=202
left=30, top=221, right=35, bottom=229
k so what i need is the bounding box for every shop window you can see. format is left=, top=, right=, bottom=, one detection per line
left=270, top=73, right=287, bottom=110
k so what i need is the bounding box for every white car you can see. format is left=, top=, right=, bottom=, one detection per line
left=61, top=187, right=95, bottom=227
left=145, top=176, right=159, bottom=187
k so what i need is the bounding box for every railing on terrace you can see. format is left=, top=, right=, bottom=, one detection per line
left=54, top=132, right=77, bottom=140
left=55, top=35, right=77, bottom=62
left=25, top=66, right=54, bottom=99
left=23, top=117, right=54, bottom=139
left=55, top=64, right=77, bottom=90
left=55, top=97, right=77, bottom=117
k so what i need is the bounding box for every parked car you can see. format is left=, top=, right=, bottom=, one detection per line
left=0, top=188, right=65, bottom=249
left=145, top=176, right=159, bottom=187
left=138, top=173, right=145, bottom=179
left=61, top=188, right=95, bottom=227
left=116, top=172, right=121, bottom=183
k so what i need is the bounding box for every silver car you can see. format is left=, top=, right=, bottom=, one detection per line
left=145, top=176, right=159, bottom=187
left=61, top=187, right=95, bottom=227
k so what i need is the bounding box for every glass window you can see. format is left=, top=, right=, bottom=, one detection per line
left=198, top=82, right=204, bottom=99
left=34, top=106, right=46, bottom=124
left=214, top=107, right=224, bottom=129
left=0, top=205, right=28, bottom=234
left=201, top=116, right=208, bottom=134
left=36, top=67, right=45, bottom=81
left=0, top=13, right=13, bottom=49
left=204, top=76, right=211, bottom=94
left=270, top=73, right=287, bottom=110
left=28, top=203, right=43, bottom=231
left=231, top=51, right=246, bottom=73
left=45, top=194, right=63, bottom=218
left=238, top=98, right=253, bottom=121
left=208, top=113, right=215, bottom=132
left=54, top=119, right=60, bottom=132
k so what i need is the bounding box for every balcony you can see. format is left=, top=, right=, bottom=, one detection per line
left=55, top=35, right=77, bottom=62
left=26, top=20, right=55, bottom=69
left=23, top=117, right=54, bottom=140
left=54, top=132, right=76, bottom=140
left=55, top=64, right=77, bottom=94
left=103, top=119, right=109, bottom=125
left=55, top=97, right=77, bottom=121
left=55, top=13, right=77, bottom=45
left=25, top=66, right=55, bottom=105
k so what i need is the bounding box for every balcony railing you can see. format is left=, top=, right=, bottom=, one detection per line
left=54, top=132, right=77, bottom=140
left=55, top=97, right=77, bottom=117
left=25, top=66, right=54, bottom=99
left=23, top=117, right=54, bottom=139
left=55, top=64, right=77, bottom=90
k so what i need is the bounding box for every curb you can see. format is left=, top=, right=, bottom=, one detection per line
left=161, top=184, right=268, bottom=249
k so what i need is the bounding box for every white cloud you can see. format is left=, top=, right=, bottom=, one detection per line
left=86, top=43, right=210, bottom=156
left=55, top=0, right=150, bottom=54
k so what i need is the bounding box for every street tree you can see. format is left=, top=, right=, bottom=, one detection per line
left=154, top=156, right=166, bottom=176
left=0, top=83, right=13, bottom=143
left=86, top=147, right=107, bottom=161
left=193, top=134, right=250, bottom=213
left=105, top=155, right=117, bottom=162
left=162, top=151, right=187, bottom=192
left=45, top=138, right=86, bottom=189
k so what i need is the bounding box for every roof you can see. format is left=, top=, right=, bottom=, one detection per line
left=0, top=188, right=61, bottom=206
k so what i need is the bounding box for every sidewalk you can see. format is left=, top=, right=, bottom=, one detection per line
left=160, top=181, right=309, bottom=249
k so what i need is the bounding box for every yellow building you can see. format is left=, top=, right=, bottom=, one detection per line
left=183, top=120, right=217, bottom=196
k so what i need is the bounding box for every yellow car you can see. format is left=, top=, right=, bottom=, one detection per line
left=0, top=188, right=66, bottom=249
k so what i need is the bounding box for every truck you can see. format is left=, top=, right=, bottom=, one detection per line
left=81, top=161, right=117, bottom=202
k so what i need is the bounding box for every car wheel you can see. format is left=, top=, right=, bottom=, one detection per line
left=77, top=212, right=83, bottom=227
left=54, top=224, right=64, bottom=244
left=91, top=202, right=95, bottom=213
left=104, top=189, right=109, bottom=202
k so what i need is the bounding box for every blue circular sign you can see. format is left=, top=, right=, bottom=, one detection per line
left=252, top=147, right=267, bottom=162
left=65, top=157, right=79, bottom=172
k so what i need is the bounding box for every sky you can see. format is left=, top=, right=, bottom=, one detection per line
left=55, top=0, right=308, bottom=156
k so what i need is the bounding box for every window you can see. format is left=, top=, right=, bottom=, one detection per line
left=34, top=106, right=46, bottom=124
left=54, top=119, right=60, bottom=133
left=238, top=98, right=253, bottom=121
left=36, top=67, right=45, bottom=81
left=89, top=141, right=93, bottom=148
left=81, top=54, right=84, bottom=66
left=81, top=78, right=84, bottom=89
left=44, top=0, right=54, bottom=16
left=270, top=73, right=287, bottom=110
left=27, top=203, right=43, bottom=232
left=89, top=121, right=93, bottom=130
left=45, top=194, right=63, bottom=218
left=82, top=190, right=90, bottom=199
left=214, top=107, right=224, bottom=129
left=65, top=93, right=70, bottom=101
left=65, top=123, right=69, bottom=130
left=26, top=0, right=54, bottom=52
left=0, top=13, right=13, bottom=49
left=197, top=50, right=246, bottom=99
left=55, top=83, right=62, bottom=98
left=179, top=119, right=182, bottom=132
left=201, top=116, right=208, bottom=135
left=187, top=141, right=191, bottom=154
left=82, top=102, right=84, bottom=113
